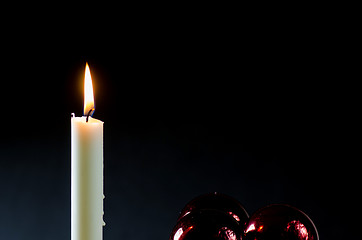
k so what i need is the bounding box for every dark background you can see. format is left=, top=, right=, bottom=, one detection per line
left=0, top=4, right=358, bottom=240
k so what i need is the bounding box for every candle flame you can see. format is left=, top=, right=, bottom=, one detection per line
left=84, top=63, right=95, bottom=116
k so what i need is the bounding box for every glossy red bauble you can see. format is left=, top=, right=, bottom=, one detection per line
left=244, top=204, right=319, bottom=240
left=178, top=192, right=249, bottom=227
left=170, top=193, right=249, bottom=240
left=170, top=209, right=244, bottom=240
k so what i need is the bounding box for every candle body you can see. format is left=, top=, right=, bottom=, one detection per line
left=71, top=116, right=104, bottom=240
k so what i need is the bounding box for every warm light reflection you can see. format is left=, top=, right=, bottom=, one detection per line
left=228, top=211, right=240, bottom=222
left=173, top=228, right=183, bottom=240
left=182, top=211, right=191, bottom=218
left=84, top=63, right=95, bottom=116
left=173, top=226, right=193, bottom=240
left=218, top=227, right=237, bottom=240
left=245, top=223, right=256, bottom=233
left=286, top=220, right=309, bottom=239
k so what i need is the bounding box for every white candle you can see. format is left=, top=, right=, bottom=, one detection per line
left=71, top=63, right=104, bottom=240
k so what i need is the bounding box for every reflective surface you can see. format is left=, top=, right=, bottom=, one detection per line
left=170, top=209, right=243, bottom=240
left=178, top=192, right=249, bottom=228
left=244, top=204, right=319, bottom=240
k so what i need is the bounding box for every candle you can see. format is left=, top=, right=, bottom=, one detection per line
left=71, top=63, right=104, bottom=240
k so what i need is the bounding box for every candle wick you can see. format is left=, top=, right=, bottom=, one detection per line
left=86, top=108, right=95, bottom=122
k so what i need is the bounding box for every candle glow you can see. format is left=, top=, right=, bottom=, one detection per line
left=84, top=63, right=95, bottom=116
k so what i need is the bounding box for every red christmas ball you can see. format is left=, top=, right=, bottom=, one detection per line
left=178, top=192, right=249, bottom=227
left=244, top=204, right=319, bottom=240
left=170, top=209, right=244, bottom=240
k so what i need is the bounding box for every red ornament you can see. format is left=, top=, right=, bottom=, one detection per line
left=178, top=192, right=249, bottom=228
left=170, top=209, right=244, bottom=240
left=244, top=204, right=319, bottom=240
left=170, top=193, right=249, bottom=240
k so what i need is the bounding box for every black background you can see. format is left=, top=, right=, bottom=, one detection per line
left=0, top=4, right=358, bottom=240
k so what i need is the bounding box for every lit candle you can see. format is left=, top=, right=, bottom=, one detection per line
left=71, top=63, right=104, bottom=240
